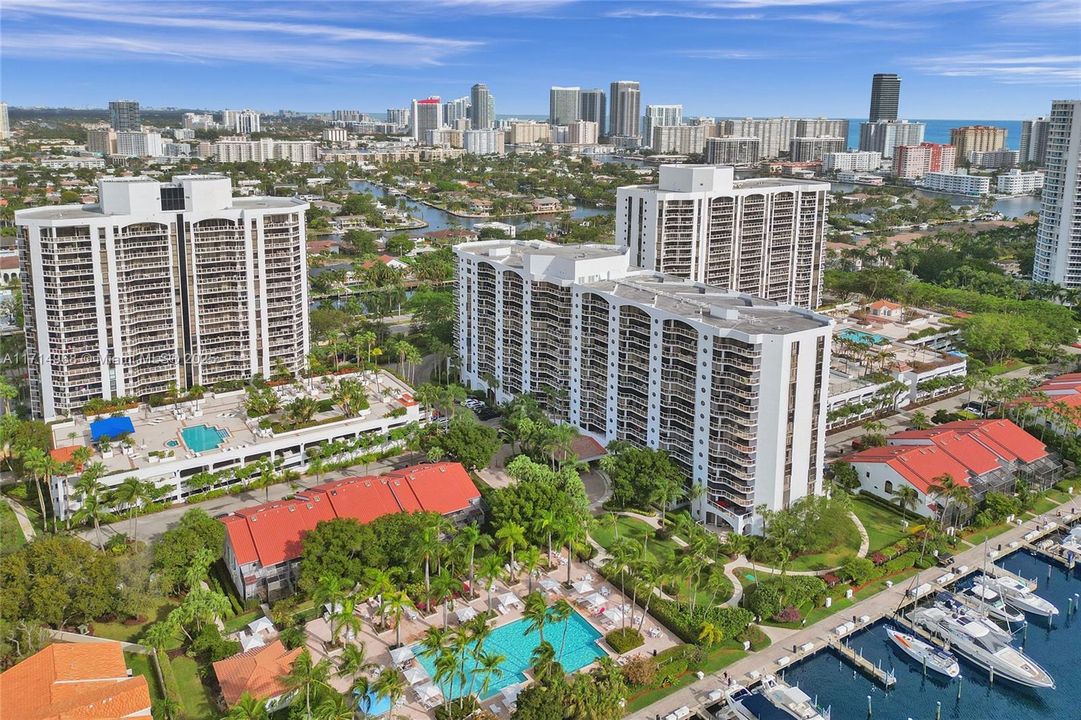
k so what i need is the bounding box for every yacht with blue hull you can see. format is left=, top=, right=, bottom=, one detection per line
left=727, top=675, right=830, bottom=720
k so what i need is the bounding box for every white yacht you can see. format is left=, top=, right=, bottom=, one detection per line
left=1059, top=526, right=1081, bottom=555
left=912, top=602, right=1055, bottom=689
left=965, top=581, right=1026, bottom=624
left=976, top=574, right=1059, bottom=618
left=727, top=675, right=830, bottom=720
left=885, top=626, right=960, bottom=678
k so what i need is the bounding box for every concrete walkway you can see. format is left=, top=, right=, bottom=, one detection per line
left=627, top=495, right=1081, bottom=720
left=4, top=496, right=36, bottom=541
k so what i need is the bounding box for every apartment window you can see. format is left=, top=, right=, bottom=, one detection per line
left=160, top=186, right=185, bottom=211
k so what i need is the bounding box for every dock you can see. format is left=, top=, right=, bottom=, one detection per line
left=827, top=637, right=897, bottom=688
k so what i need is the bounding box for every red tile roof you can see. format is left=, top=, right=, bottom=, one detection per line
left=1024, top=373, right=1081, bottom=426
left=213, top=640, right=302, bottom=708
left=844, top=419, right=1047, bottom=494
left=48, top=444, right=86, bottom=470
left=0, top=642, right=152, bottom=720
left=223, top=462, right=480, bottom=567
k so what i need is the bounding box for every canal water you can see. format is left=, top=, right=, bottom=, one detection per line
left=781, top=551, right=1080, bottom=720
left=348, top=180, right=611, bottom=236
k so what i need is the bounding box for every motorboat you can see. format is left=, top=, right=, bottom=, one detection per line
left=975, top=574, right=1058, bottom=618
left=885, top=626, right=960, bottom=678
left=965, top=581, right=1026, bottom=624
left=911, top=604, right=1055, bottom=689
left=934, top=592, right=1012, bottom=638
left=726, top=675, right=830, bottom=720
left=1060, top=526, right=1081, bottom=555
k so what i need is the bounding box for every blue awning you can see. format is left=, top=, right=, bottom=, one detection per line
left=90, top=416, right=135, bottom=443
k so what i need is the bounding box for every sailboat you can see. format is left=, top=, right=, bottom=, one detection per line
left=885, top=625, right=960, bottom=678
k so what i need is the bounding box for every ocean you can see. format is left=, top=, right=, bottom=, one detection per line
left=846, top=119, right=1022, bottom=151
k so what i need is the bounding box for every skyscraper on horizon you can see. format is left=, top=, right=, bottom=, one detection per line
left=410, top=97, right=442, bottom=142
left=0, top=102, right=9, bottom=140
left=642, top=104, right=683, bottom=149
left=470, top=83, right=494, bottom=130
left=1033, top=100, right=1081, bottom=287
left=868, top=73, right=900, bottom=122
left=549, top=86, right=580, bottom=125
left=579, top=89, right=606, bottom=137
left=609, top=80, right=641, bottom=139
left=109, top=99, right=140, bottom=131
left=1020, top=117, right=1050, bottom=166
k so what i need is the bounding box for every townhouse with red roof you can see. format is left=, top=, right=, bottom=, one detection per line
left=1020, top=372, right=1081, bottom=436
left=221, top=462, right=481, bottom=600
left=842, top=419, right=1060, bottom=521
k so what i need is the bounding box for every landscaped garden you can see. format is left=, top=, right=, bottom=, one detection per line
left=850, top=494, right=913, bottom=553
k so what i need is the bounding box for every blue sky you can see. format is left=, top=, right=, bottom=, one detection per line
left=2, top=0, right=1078, bottom=119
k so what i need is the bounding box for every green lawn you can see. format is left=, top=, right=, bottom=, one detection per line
left=1029, top=488, right=1072, bottom=515
left=0, top=500, right=25, bottom=553
left=171, top=654, right=215, bottom=719
left=783, top=517, right=862, bottom=572
left=93, top=598, right=179, bottom=645
left=591, top=514, right=732, bottom=605
left=625, top=642, right=749, bottom=713
left=851, top=495, right=911, bottom=553
left=223, top=608, right=264, bottom=634
left=962, top=521, right=1013, bottom=546
left=125, top=652, right=164, bottom=702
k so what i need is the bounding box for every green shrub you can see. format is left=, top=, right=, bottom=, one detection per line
left=606, top=627, right=644, bottom=654
left=434, top=696, right=478, bottom=720
left=883, top=552, right=918, bottom=575
left=839, top=556, right=877, bottom=585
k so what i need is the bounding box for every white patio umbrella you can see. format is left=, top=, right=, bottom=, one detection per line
left=416, top=682, right=443, bottom=701
left=539, top=578, right=561, bottom=593
left=583, top=592, right=606, bottom=609
left=499, top=592, right=520, bottom=608
left=604, top=606, right=624, bottom=624
left=572, top=580, right=594, bottom=595
left=390, top=645, right=415, bottom=665
left=456, top=606, right=478, bottom=623
left=403, top=666, right=429, bottom=685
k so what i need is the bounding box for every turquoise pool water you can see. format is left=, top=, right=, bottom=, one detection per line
left=839, top=328, right=888, bottom=346
left=165, top=439, right=179, bottom=448
left=180, top=424, right=229, bottom=452
left=412, top=611, right=606, bottom=699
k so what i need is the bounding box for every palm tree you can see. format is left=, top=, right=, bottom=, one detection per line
left=892, top=485, right=919, bottom=522
left=285, top=650, right=330, bottom=720
left=477, top=553, right=504, bottom=616
left=371, top=667, right=407, bottom=711
left=226, top=693, right=269, bottom=720
left=20, top=446, right=51, bottom=527
left=313, top=692, right=354, bottom=720
left=330, top=597, right=363, bottom=646
left=698, top=621, right=724, bottom=647
left=430, top=568, right=462, bottom=625
left=475, top=651, right=506, bottom=699
left=519, top=545, right=543, bottom=593
left=380, top=589, right=414, bottom=648
left=362, top=568, right=396, bottom=630
left=336, top=643, right=375, bottom=683
left=416, top=523, right=443, bottom=605
left=454, top=523, right=489, bottom=598
left=909, top=411, right=932, bottom=430
left=496, top=522, right=527, bottom=584
left=529, top=641, right=559, bottom=685
left=556, top=517, right=584, bottom=586
left=522, top=591, right=550, bottom=645
left=71, top=465, right=108, bottom=549
left=313, top=575, right=347, bottom=645
left=930, top=474, right=965, bottom=529
left=109, top=476, right=153, bottom=541
left=549, top=598, right=574, bottom=662
left=533, top=509, right=558, bottom=567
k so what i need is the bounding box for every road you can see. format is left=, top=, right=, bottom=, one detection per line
left=628, top=494, right=1081, bottom=720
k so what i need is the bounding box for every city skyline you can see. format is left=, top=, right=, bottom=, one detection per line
left=3, top=0, right=1078, bottom=119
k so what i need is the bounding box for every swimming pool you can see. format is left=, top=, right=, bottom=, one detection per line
left=412, top=611, right=606, bottom=700
left=180, top=424, right=230, bottom=452
left=839, top=328, right=888, bottom=346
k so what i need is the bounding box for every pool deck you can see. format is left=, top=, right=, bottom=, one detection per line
left=302, top=548, right=680, bottom=718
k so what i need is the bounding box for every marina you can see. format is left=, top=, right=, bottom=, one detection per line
left=630, top=503, right=1081, bottom=720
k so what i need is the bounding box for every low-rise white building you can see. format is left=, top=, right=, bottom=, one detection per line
left=463, top=129, right=505, bottom=155
left=454, top=240, right=832, bottom=534
left=822, top=151, right=882, bottom=172
left=996, top=168, right=1044, bottom=195
left=919, top=170, right=990, bottom=196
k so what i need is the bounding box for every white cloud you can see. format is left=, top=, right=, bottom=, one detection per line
left=678, top=49, right=766, bottom=59
left=995, top=0, right=1081, bottom=26
left=910, top=46, right=1081, bottom=84
left=606, top=8, right=763, bottom=20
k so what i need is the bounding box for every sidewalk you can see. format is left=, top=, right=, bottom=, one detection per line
left=628, top=495, right=1081, bottom=720
left=4, top=496, right=36, bottom=541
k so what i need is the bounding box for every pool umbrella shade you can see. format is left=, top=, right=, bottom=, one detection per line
left=583, top=593, right=606, bottom=609
left=390, top=646, right=414, bottom=665
left=416, top=682, right=443, bottom=701
left=404, top=666, right=428, bottom=685
left=572, top=580, right=593, bottom=594
left=456, top=606, right=478, bottom=623
left=540, top=578, right=561, bottom=593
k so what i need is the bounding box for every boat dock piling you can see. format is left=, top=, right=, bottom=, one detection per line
left=827, top=637, right=897, bottom=688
